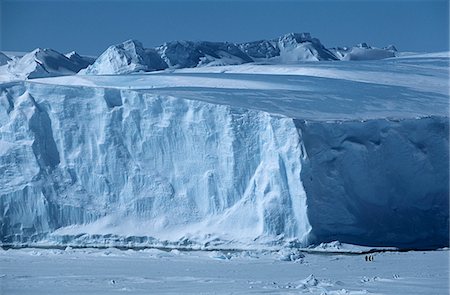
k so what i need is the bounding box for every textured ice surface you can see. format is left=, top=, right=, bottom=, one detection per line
left=0, top=84, right=311, bottom=248
left=0, top=54, right=448, bottom=249
left=298, top=118, right=449, bottom=248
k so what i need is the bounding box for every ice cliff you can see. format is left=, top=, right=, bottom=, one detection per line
left=0, top=83, right=311, bottom=248
left=298, top=118, right=449, bottom=248
left=0, top=54, right=448, bottom=250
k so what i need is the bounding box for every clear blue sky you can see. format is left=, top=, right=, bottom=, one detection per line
left=1, top=0, right=448, bottom=55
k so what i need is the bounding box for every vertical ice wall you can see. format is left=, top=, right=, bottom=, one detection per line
left=0, top=83, right=311, bottom=247
left=1, top=82, right=447, bottom=249
left=296, top=118, right=449, bottom=249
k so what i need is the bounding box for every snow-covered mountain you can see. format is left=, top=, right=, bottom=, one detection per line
left=238, top=39, right=280, bottom=59
left=0, top=52, right=11, bottom=66
left=5, top=48, right=93, bottom=79
left=331, top=43, right=397, bottom=61
left=275, top=32, right=338, bottom=62
left=0, top=53, right=448, bottom=250
left=239, top=33, right=337, bottom=62
left=83, top=39, right=167, bottom=75
left=65, top=51, right=95, bottom=70
left=157, top=40, right=253, bottom=68
left=81, top=33, right=397, bottom=75
left=0, top=33, right=400, bottom=79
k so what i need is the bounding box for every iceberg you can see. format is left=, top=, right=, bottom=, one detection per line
left=0, top=48, right=448, bottom=250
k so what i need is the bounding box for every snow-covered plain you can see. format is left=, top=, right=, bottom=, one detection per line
left=0, top=247, right=448, bottom=294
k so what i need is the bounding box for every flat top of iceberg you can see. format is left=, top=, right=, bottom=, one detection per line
left=28, top=54, right=449, bottom=121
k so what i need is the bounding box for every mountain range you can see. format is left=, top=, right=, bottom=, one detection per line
left=1, top=33, right=398, bottom=78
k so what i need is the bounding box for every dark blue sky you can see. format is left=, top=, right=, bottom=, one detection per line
left=1, top=0, right=448, bottom=55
